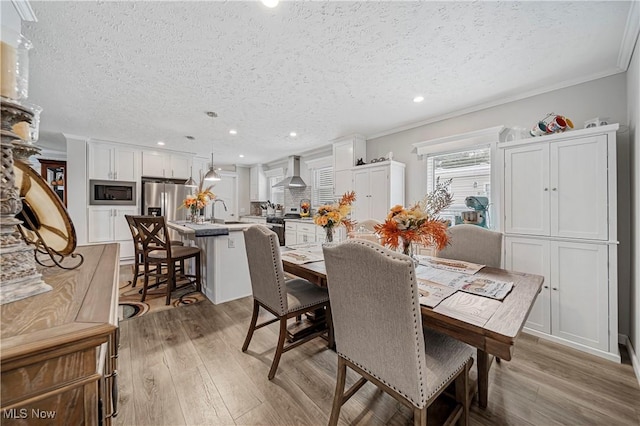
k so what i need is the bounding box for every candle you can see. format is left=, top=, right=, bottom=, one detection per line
left=0, top=40, right=17, bottom=99
left=12, top=121, right=28, bottom=140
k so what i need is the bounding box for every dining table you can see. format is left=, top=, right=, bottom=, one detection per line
left=280, top=246, right=544, bottom=409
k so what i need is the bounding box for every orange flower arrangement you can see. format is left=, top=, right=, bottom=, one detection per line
left=181, top=177, right=215, bottom=217
left=375, top=178, right=452, bottom=255
left=313, top=191, right=356, bottom=241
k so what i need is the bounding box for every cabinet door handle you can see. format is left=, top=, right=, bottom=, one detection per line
left=544, top=188, right=548, bottom=191
left=114, top=172, right=118, bottom=180
left=552, top=188, right=557, bottom=191
left=543, top=285, right=549, bottom=289
left=552, top=287, right=558, bottom=290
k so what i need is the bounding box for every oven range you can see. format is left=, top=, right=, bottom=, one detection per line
left=266, top=213, right=300, bottom=246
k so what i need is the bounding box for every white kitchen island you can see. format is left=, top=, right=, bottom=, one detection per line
left=167, top=221, right=255, bottom=304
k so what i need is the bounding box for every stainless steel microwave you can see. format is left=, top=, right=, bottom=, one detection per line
left=89, top=180, right=137, bottom=205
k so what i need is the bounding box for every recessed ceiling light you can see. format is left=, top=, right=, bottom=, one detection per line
left=157, top=141, right=165, bottom=146
left=229, top=129, right=237, bottom=135
left=413, top=95, right=425, bottom=103
left=290, top=132, right=297, bottom=137
left=261, top=0, right=279, bottom=8
left=239, top=154, right=245, bottom=158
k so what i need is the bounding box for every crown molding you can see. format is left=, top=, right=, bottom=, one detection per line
left=367, top=67, right=624, bottom=141
left=617, top=0, right=640, bottom=71
left=413, top=126, right=505, bottom=156
left=11, top=0, right=37, bottom=22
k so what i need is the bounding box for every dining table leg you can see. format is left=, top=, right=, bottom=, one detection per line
left=477, top=349, right=490, bottom=408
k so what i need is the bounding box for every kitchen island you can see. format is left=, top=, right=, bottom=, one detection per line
left=167, top=221, right=255, bottom=304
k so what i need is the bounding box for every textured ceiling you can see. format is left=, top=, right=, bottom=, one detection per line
left=22, top=1, right=632, bottom=164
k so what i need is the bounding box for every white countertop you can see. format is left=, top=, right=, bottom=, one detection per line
left=168, top=221, right=255, bottom=236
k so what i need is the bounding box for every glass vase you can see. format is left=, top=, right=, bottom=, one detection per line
left=325, top=226, right=334, bottom=243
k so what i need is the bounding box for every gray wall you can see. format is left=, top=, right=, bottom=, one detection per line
left=368, top=73, right=633, bottom=338
left=627, top=37, right=639, bottom=362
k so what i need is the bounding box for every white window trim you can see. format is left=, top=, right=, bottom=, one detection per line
left=413, top=126, right=506, bottom=231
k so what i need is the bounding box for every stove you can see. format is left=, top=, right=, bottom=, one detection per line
left=266, top=214, right=300, bottom=245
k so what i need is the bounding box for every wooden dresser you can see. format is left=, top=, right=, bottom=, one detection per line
left=1, top=244, right=120, bottom=425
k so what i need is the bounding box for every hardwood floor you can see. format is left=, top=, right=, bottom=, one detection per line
left=116, top=296, right=640, bottom=425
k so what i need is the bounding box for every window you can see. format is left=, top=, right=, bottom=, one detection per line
left=268, top=175, right=284, bottom=206
left=426, top=146, right=491, bottom=219
left=312, top=166, right=334, bottom=206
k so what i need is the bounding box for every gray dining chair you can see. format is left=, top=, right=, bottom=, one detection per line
left=323, top=240, right=473, bottom=426
left=437, top=224, right=503, bottom=268
left=242, top=225, right=333, bottom=380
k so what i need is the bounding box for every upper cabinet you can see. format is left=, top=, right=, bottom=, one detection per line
left=88, top=142, right=139, bottom=181
left=142, top=151, right=192, bottom=179
left=503, top=134, right=609, bottom=240
left=351, top=161, right=405, bottom=222
left=332, top=134, right=366, bottom=197
left=250, top=165, right=268, bottom=201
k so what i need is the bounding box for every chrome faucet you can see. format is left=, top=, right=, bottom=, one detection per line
left=211, top=199, right=228, bottom=223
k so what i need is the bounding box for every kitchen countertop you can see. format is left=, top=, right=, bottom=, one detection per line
left=168, top=221, right=255, bottom=237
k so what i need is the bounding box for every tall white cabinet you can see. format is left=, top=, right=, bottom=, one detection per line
left=500, top=124, right=619, bottom=362
left=332, top=135, right=366, bottom=198
left=351, top=161, right=405, bottom=222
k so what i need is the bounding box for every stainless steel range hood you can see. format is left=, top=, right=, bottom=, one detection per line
left=272, top=155, right=307, bottom=188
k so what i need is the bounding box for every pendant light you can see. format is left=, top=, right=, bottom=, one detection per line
left=184, top=166, right=197, bottom=187
left=204, top=147, right=221, bottom=181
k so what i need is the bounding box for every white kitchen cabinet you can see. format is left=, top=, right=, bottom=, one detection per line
left=250, top=165, right=268, bottom=201
left=142, top=151, right=192, bottom=179
left=88, top=142, right=139, bottom=181
left=285, top=220, right=345, bottom=245
left=500, top=124, right=619, bottom=362
left=351, top=161, right=405, bottom=222
left=506, top=237, right=610, bottom=353
left=504, top=135, right=608, bottom=240
left=332, top=134, right=366, bottom=197
left=87, top=206, right=137, bottom=259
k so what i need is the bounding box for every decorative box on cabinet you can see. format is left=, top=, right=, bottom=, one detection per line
left=142, top=151, right=192, bottom=179
left=250, top=165, right=268, bottom=201
left=332, top=134, right=366, bottom=197
left=351, top=160, right=405, bottom=222
left=500, top=124, right=619, bottom=362
left=88, top=206, right=137, bottom=259
left=1, top=244, right=119, bottom=426
left=88, top=141, right=139, bottom=181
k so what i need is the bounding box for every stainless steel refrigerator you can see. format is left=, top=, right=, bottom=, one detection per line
left=142, top=179, right=192, bottom=222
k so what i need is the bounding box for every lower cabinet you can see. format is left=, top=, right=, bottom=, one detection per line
left=285, top=220, right=345, bottom=245
left=88, top=206, right=137, bottom=259
left=505, top=236, right=614, bottom=359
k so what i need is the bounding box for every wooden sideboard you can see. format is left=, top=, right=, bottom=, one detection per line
left=1, top=244, right=120, bottom=425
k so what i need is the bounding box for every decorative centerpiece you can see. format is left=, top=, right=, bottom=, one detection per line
left=313, top=191, right=356, bottom=242
left=375, top=178, right=453, bottom=257
left=181, top=177, right=215, bottom=222
left=300, top=199, right=311, bottom=217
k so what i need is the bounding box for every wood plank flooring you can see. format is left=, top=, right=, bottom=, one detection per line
left=116, top=296, right=640, bottom=425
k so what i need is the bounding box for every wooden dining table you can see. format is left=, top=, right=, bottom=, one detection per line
left=281, top=250, right=544, bottom=409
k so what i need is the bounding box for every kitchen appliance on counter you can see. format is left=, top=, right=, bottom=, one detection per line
left=142, top=178, right=192, bottom=222
left=462, top=196, right=489, bottom=228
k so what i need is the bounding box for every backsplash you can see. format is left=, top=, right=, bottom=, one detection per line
left=285, top=187, right=312, bottom=214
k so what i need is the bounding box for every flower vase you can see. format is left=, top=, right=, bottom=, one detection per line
left=402, top=238, right=419, bottom=266
left=325, top=226, right=334, bottom=243
left=190, top=207, right=198, bottom=223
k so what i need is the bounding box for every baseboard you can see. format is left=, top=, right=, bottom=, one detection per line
left=620, top=334, right=640, bottom=387
left=523, top=328, right=621, bottom=363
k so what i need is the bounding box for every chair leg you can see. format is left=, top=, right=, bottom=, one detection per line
left=165, top=262, right=174, bottom=305
left=326, top=304, right=335, bottom=349
left=195, top=253, right=202, bottom=292
left=141, top=261, right=150, bottom=302
left=329, top=356, right=348, bottom=426
left=413, top=406, right=427, bottom=426
left=131, top=255, right=140, bottom=288
left=242, top=300, right=260, bottom=352
left=455, top=360, right=471, bottom=426
left=268, top=317, right=288, bottom=380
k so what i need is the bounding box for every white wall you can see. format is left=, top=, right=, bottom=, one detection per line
left=367, top=73, right=632, bottom=337
left=627, top=35, right=639, bottom=364
left=65, top=135, right=88, bottom=245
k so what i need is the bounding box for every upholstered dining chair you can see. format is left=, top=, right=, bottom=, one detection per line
left=356, top=219, right=381, bottom=232
left=132, top=216, right=201, bottom=305
left=436, top=224, right=503, bottom=268
left=323, top=240, right=474, bottom=426
left=242, top=225, right=333, bottom=380
left=125, top=215, right=183, bottom=288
